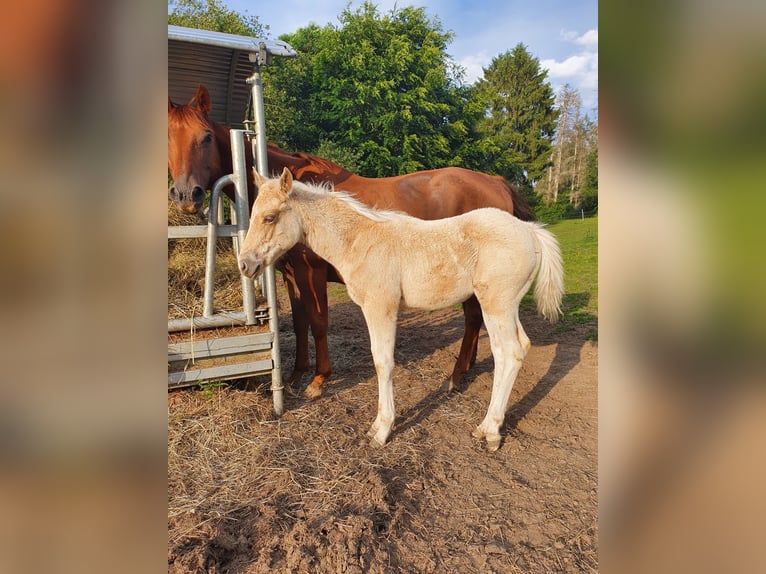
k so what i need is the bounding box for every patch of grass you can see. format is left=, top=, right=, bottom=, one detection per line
left=328, top=284, right=350, bottom=300
left=195, top=380, right=227, bottom=402
left=522, top=216, right=598, bottom=332
left=548, top=216, right=598, bottom=314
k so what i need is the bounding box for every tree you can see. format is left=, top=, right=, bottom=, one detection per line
left=580, top=141, right=598, bottom=213
left=538, top=84, right=598, bottom=209
left=168, top=0, right=266, bottom=37
left=263, top=2, right=466, bottom=177
left=471, top=44, right=558, bottom=190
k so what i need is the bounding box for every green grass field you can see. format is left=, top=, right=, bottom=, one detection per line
left=549, top=216, right=597, bottom=312
left=520, top=216, right=598, bottom=339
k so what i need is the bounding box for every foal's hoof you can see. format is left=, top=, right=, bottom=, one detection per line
left=366, top=426, right=389, bottom=448
left=441, top=379, right=455, bottom=393
left=485, top=437, right=501, bottom=452
left=472, top=427, right=501, bottom=452
left=368, top=435, right=387, bottom=448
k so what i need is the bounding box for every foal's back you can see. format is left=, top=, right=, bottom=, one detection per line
left=366, top=207, right=538, bottom=310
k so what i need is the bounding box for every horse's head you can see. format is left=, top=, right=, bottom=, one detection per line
left=238, top=168, right=302, bottom=279
left=167, top=85, right=223, bottom=214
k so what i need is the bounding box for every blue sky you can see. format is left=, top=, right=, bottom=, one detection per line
left=220, top=0, right=598, bottom=115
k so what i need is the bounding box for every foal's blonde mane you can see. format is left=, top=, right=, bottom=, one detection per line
left=291, top=179, right=406, bottom=223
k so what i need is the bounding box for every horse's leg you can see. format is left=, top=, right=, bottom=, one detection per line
left=360, top=302, right=398, bottom=447
left=281, top=259, right=310, bottom=390
left=472, top=309, right=528, bottom=451
left=444, top=295, right=483, bottom=392
left=302, top=260, right=331, bottom=400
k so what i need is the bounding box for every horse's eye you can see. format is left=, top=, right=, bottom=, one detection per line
left=263, top=214, right=277, bottom=224
left=201, top=133, right=213, bottom=145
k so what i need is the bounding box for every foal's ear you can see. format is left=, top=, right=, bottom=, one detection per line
left=189, top=84, right=211, bottom=115
left=252, top=168, right=266, bottom=188
left=168, top=96, right=175, bottom=111
left=278, top=167, right=293, bottom=198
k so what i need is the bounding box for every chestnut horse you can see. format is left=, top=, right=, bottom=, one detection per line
left=168, top=84, right=534, bottom=399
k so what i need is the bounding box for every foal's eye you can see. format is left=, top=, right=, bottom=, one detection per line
left=263, top=214, right=277, bottom=224
left=201, top=132, right=213, bottom=145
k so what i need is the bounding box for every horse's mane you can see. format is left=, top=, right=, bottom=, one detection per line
left=267, top=143, right=349, bottom=177
left=296, top=152, right=346, bottom=174
left=292, top=180, right=404, bottom=223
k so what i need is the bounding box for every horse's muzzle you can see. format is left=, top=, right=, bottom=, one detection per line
left=168, top=185, right=205, bottom=214
left=238, top=252, right=262, bottom=279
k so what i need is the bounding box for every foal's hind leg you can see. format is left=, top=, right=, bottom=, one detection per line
left=444, top=296, right=483, bottom=393
left=472, top=310, right=529, bottom=451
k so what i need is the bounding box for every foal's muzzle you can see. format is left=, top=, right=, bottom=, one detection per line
left=238, top=252, right=262, bottom=279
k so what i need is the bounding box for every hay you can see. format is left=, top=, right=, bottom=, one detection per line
left=168, top=202, right=261, bottom=320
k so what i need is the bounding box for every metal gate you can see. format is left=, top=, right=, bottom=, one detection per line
left=167, top=26, right=297, bottom=415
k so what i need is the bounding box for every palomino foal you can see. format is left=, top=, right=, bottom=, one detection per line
left=239, top=168, right=564, bottom=450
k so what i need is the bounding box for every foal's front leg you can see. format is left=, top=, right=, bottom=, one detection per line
left=360, top=302, right=398, bottom=447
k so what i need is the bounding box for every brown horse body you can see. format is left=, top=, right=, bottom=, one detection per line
left=168, top=84, right=533, bottom=398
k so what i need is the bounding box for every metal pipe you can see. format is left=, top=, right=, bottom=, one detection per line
left=168, top=312, right=247, bottom=333
left=203, top=174, right=234, bottom=318
left=264, top=262, right=283, bottom=415
left=249, top=65, right=283, bottom=414
left=248, top=65, right=269, bottom=180
left=168, top=224, right=237, bottom=239
left=230, top=130, right=257, bottom=325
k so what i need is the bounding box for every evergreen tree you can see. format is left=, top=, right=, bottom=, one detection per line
left=472, top=44, right=558, bottom=190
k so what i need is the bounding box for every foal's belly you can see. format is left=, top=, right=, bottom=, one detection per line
left=400, top=275, right=474, bottom=311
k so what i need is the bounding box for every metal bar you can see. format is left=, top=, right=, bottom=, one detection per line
left=168, top=312, right=247, bottom=333
left=168, top=309, right=270, bottom=333
left=203, top=174, right=234, bottom=318
left=248, top=67, right=269, bottom=180
left=168, top=358, right=274, bottom=388
left=249, top=66, right=284, bottom=415
left=168, top=224, right=238, bottom=239
left=168, top=332, right=273, bottom=361
left=230, top=130, right=257, bottom=325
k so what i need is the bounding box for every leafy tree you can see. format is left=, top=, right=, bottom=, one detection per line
left=472, top=44, right=558, bottom=191
left=315, top=138, right=363, bottom=173
left=580, top=143, right=598, bottom=212
left=263, top=2, right=466, bottom=177
left=168, top=0, right=266, bottom=37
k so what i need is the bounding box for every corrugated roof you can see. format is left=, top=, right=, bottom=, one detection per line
left=168, top=25, right=297, bottom=127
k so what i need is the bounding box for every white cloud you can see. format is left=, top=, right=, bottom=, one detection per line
left=459, top=52, right=490, bottom=85
left=541, top=29, right=598, bottom=112
left=575, top=29, right=598, bottom=49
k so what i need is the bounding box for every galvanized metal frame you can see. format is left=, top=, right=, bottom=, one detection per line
left=167, top=26, right=296, bottom=415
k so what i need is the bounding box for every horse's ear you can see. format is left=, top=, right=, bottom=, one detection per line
left=168, top=96, right=175, bottom=111
left=278, top=167, right=293, bottom=198
left=252, top=168, right=266, bottom=188
left=189, top=84, right=211, bottom=115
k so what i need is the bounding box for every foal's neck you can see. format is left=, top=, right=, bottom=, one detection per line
left=293, top=192, right=373, bottom=268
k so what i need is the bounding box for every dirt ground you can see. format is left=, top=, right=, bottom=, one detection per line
left=168, top=283, right=598, bottom=573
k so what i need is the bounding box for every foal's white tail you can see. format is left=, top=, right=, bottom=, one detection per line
left=531, top=223, right=565, bottom=322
